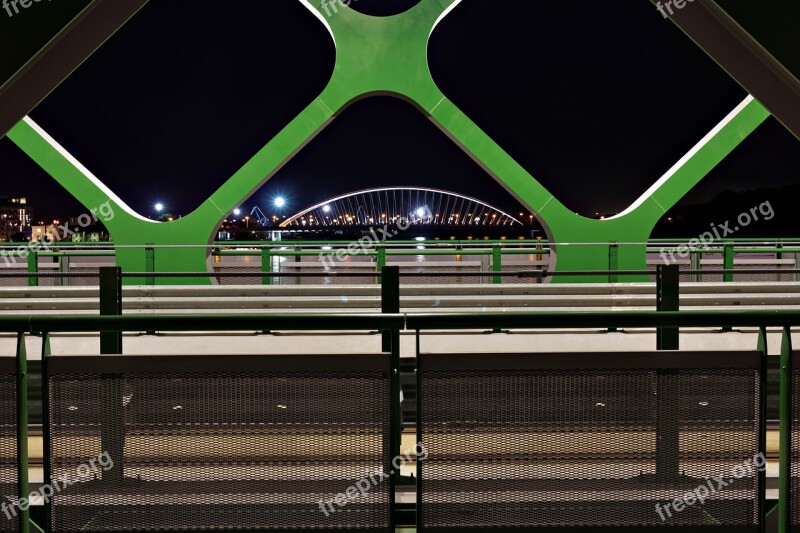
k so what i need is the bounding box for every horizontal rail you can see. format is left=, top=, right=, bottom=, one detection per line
left=0, top=310, right=798, bottom=334
left=3, top=268, right=799, bottom=279
left=406, top=310, right=800, bottom=330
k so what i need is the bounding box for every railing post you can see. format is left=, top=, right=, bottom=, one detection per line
left=376, top=246, right=386, bottom=286
left=780, top=327, right=793, bottom=533
left=99, top=267, right=123, bottom=354
left=16, top=333, right=29, bottom=533
left=261, top=248, right=272, bottom=286
left=27, top=250, right=37, bottom=287
left=492, top=245, right=502, bottom=284
left=723, top=242, right=734, bottom=282
left=381, top=266, right=400, bottom=353
left=608, top=242, right=618, bottom=283
left=144, top=243, right=155, bottom=286
left=59, top=253, right=69, bottom=287
left=656, top=264, right=679, bottom=350
left=691, top=250, right=702, bottom=283
left=98, top=267, right=124, bottom=483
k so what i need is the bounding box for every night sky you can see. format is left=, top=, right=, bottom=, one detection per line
left=0, top=0, right=797, bottom=227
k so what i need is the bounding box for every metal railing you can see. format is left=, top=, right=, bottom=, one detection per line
left=2, top=239, right=800, bottom=286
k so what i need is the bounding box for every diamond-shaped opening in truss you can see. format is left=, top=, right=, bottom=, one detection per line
left=653, top=117, right=800, bottom=238
left=429, top=0, right=748, bottom=218
left=244, top=95, right=538, bottom=238
left=344, top=0, right=421, bottom=17
left=25, top=0, right=334, bottom=219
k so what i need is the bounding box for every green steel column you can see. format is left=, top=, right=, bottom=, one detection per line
left=16, top=333, right=29, bottom=533
left=261, top=247, right=271, bottom=286
left=492, top=245, right=502, bottom=284
left=26, top=251, right=37, bottom=287
left=780, top=326, right=793, bottom=533
left=724, top=243, right=734, bottom=282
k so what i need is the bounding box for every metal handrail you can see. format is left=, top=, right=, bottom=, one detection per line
left=0, top=310, right=797, bottom=334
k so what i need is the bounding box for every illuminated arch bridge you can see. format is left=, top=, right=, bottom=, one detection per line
left=279, top=187, right=523, bottom=228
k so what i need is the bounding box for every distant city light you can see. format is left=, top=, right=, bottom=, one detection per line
left=322, top=205, right=332, bottom=213
left=274, top=197, right=286, bottom=208
left=155, top=203, right=164, bottom=212
left=415, top=237, right=426, bottom=242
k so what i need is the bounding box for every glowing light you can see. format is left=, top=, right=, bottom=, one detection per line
left=323, top=205, right=331, bottom=213
left=233, top=208, right=241, bottom=216
left=274, top=197, right=286, bottom=208
left=155, top=203, right=164, bottom=212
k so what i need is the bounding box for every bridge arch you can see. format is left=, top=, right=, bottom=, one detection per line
left=280, top=187, right=522, bottom=228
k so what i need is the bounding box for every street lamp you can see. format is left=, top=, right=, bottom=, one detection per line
left=274, top=197, right=286, bottom=208
left=155, top=203, right=164, bottom=213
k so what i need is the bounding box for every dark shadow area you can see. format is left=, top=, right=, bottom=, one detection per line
left=653, top=118, right=800, bottom=237
left=0, top=137, right=84, bottom=223
left=0, top=0, right=91, bottom=86
left=429, top=0, right=748, bottom=216
left=344, top=0, right=421, bottom=17
left=27, top=0, right=335, bottom=219
left=717, top=0, right=800, bottom=79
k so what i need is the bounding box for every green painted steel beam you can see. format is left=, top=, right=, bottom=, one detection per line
left=6, top=0, right=771, bottom=283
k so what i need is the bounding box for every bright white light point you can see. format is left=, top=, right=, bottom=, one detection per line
left=415, top=237, right=426, bottom=242
left=233, top=208, right=241, bottom=216
left=274, top=197, right=286, bottom=208
left=155, top=203, right=164, bottom=212
left=322, top=205, right=331, bottom=213
left=416, top=208, right=425, bottom=217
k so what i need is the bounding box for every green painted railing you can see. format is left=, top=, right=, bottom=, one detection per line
left=4, top=239, right=800, bottom=286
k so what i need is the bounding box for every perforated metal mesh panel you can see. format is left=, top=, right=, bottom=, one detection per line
left=0, top=364, right=17, bottom=533
left=280, top=265, right=377, bottom=286
left=790, top=365, right=800, bottom=528
left=213, top=266, right=262, bottom=285
left=47, top=355, right=391, bottom=532
left=419, top=353, right=761, bottom=530
left=398, top=265, right=483, bottom=285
